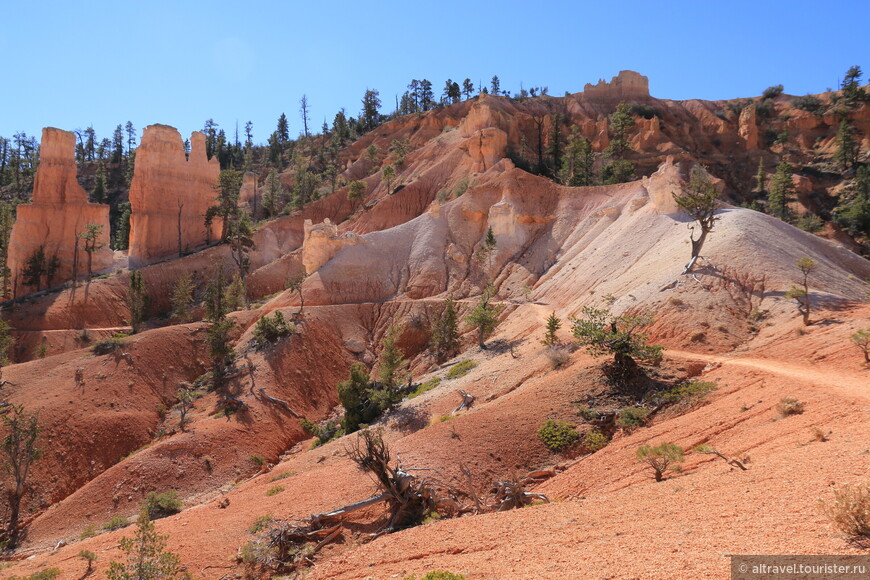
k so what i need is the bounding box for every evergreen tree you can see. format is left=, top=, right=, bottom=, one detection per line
left=542, top=313, right=562, bottom=346
left=419, top=79, right=434, bottom=111
left=112, top=124, right=124, bottom=163
left=262, top=168, right=283, bottom=217
left=673, top=167, right=720, bottom=272
left=462, top=78, right=474, bottom=99
left=0, top=405, right=41, bottom=549
left=841, top=65, right=864, bottom=103
left=170, top=272, right=195, bottom=321
left=0, top=203, right=15, bottom=298
left=276, top=113, right=289, bottom=144
left=107, top=509, right=183, bottom=580
left=491, top=75, right=501, bottom=95
left=348, top=180, right=367, bottom=210
left=77, top=223, right=104, bottom=280
left=227, top=209, right=254, bottom=306
left=125, top=121, right=136, bottom=156
left=382, top=164, right=396, bottom=194
left=92, top=161, right=107, bottom=203
left=206, top=169, right=243, bottom=242
left=128, top=270, right=147, bottom=332
left=835, top=165, right=870, bottom=238
left=430, top=296, right=460, bottom=361
left=338, top=363, right=374, bottom=433
left=547, top=113, right=564, bottom=175
left=376, top=324, right=407, bottom=390
left=606, top=101, right=635, bottom=158
left=361, top=89, right=382, bottom=132
left=755, top=157, right=766, bottom=194
left=113, top=202, right=132, bottom=250
left=464, top=287, right=502, bottom=349
left=560, top=128, right=595, bottom=186
left=0, top=319, right=14, bottom=370
left=834, top=118, right=858, bottom=172
left=767, top=161, right=795, bottom=221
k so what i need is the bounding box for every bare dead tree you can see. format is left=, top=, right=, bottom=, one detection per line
left=717, top=266, right=767, bottom=319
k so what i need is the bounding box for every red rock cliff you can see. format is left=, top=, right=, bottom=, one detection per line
left=127, top=125, right=221, bottom=267
left=7, top=128, right=112, bottom=294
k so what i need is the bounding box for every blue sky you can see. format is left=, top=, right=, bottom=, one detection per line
left=2, top=0, right=867, bottom=145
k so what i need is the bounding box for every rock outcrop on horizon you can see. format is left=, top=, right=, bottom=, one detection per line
left=7, top=128, right=112, bottom=294
left=582, top=70, right=651, bottom=101
left=127, top=125, right=222, bottom=267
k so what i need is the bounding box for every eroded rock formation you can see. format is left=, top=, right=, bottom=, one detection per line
left=582, top=70, right=650, bottom=101
left=301, top=218, right=363, bottom=274
left=127, top=125, right=221, bottom=267
left=7, top=128, right=111, bottom=294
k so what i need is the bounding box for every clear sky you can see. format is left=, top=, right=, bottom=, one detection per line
left=2, top=0, right=867, bottom=145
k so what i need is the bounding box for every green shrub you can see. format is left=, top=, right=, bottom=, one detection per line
left=249, top=514, right=274, bottom=534
left=617, top=406, right=650, bottom=430
left=576, top=404, right=601, bottom=422
left=8, top=568, right=61, bottom=580
left=583, top=429, right=609, bottom=452
left=762, top=84, right=784, bottom=100
left=251, top=311, right=295, bottom=349
left=249, top=454, right=266, bottom=467
left=661, top=380, right=717, bottom=405
left=300, top=417, right=344, bottom=446
left=792, top=94, right=822, bottom=113
left=409, top=377, right=441, bottom=399
left=265, top=485, right=284, bottom=497
left=80, top=524, right=98, bottom=539
left=796, top=213, right=824, bottom=233
left=445, top=359, right=477, bottom=379
left=142, top=490, right=182, bottom=519
left=103, top=516, right=129, bottom=531
left=404, top=572, right=466, bottom=580
left=266, top=485, right=284, bottom=497
left=637, top=442, right=684, bottom=481
left=269, top=471, right=295, bottom=482
left=537, top=419, right=580, bottom=452
left=92, top=337, right=125, bottom=355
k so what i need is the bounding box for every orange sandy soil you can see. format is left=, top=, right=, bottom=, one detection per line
left=4, top=300, right=868, bottom=580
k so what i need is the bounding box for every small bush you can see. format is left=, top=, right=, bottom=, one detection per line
left=251, top=311, right=295, bottom=349
left=544, top=346, right=570, bottom=369
left=80, top=524, right=98, bottom=539
left=300, top=418, right=344, bottom=446
left=269, top=471, right=295, bottom=482
left=445, top=359, right=477, bottom=379
left=409, top=377, right=441, bottom=399
left=762, top=84, right=784, bottom=100
left=265, top=485, right=284, bottom=497
left=92, top=337, right=125, bottom=355
left=637, top=442, right=684, bottom=481
left=538, top=419, right=580, bottom=452
left=8, top=569, right=61, bottom=580
left=249, top=454, right=266, bottom=467
left=103, top=515, right=129, bottom=531
left=452, top=178, right=470, bottom=198
left=793, top=94, right=822, bottom=113
left=661, top=380, right=717, bottom=405
left=777, top=397, right=805, bottom=417
left=575, top=404, right=602, bottom=422
left=617, top=407, right=650, bottom=430
left=404, top=572, right=466, bottom=580
left=820, top=482, right=870, bottom=537
left=142, top=489, right=182, bottom=519
left=583, top=429, right=609, bottom=452
left=796, top=213, right=824, bottom=233
left=249, top=514, right=274, bottom=534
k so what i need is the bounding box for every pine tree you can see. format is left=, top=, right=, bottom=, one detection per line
left=107, top=509, right=183, bottom=580
left=377, top=324, right=407, bottom=390
left=606, top=101, right=635, bottom=158
left=430, top=296, right=460, bottom=361
left=542, top=313, right=562, bottom=346
left=92, top=161, right=107, bottom=203
left=128, top=271, right=147, bottom=332
left=0, top=405, right=40, bottom=549
left=170, top=272, right=195, bottom=321
left=382, top=164, right=396, bottom=194
left=361, top=89, right=382, bottom=132
left=490, top=75, right=501, bottom=95
left=833, top=118, right=858, bottom=172
left=755, top=157, right=766, bottom=194
left=767, top=161, right=795, bottom=221
left=464, top=287, right=502, bottom=349
left=262, top=168, right=283, bottom=217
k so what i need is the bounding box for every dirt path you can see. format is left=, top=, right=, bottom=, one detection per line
left=668, top=349, right=869, bottom=400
